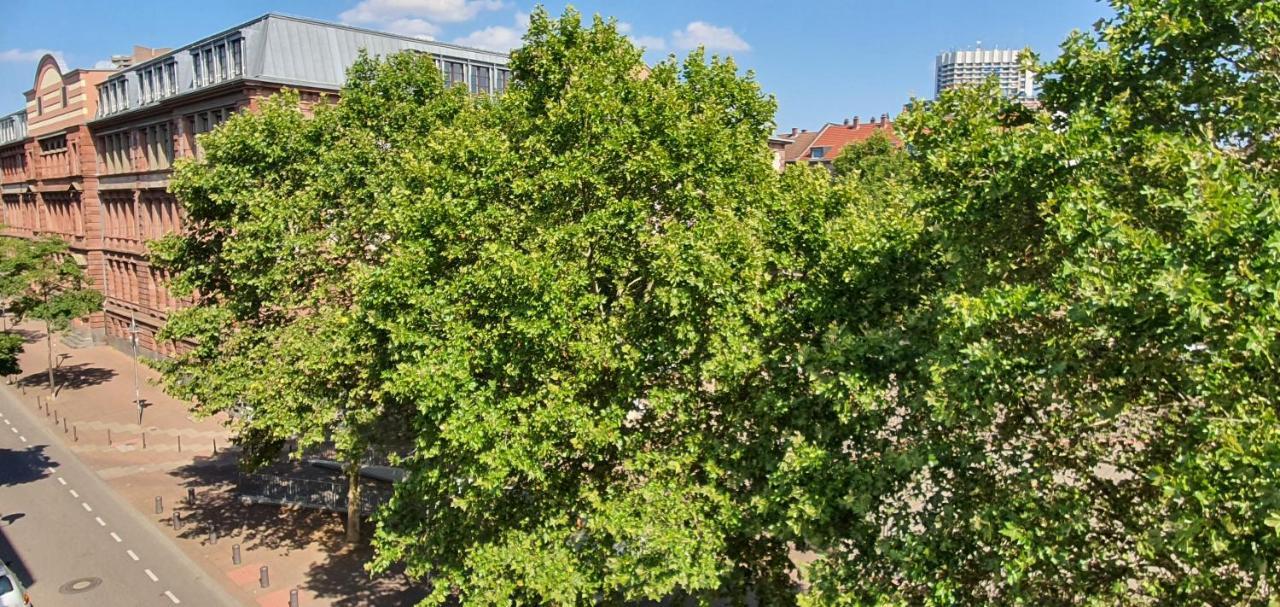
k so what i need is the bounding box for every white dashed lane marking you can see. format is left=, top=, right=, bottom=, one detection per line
left=95, top=516, right=106, bottom=527
left=3, top=419, right=9, bottom=424
left=144, top=568, right=159, bottom=582
left=69, top=489, right=79, bottom=498
left=81, top=502, right=92, bottom=512
left=8, top=426, right=15, bottom=433
left=18, top=436, right=24, bottom=442
left=110, top=532, right=122, bottom=542
left=164, top=590, right=180, bottom=604
left=56, top=477, right=66, bottom=485
left=127, top=550, right=139, bottom=561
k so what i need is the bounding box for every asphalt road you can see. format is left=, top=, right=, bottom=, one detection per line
left=0, top=386, right=240, bottom=606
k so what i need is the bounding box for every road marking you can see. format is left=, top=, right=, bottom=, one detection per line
left=110, top=532, right=122, bottom=542
left=8, top=426, right=15, bottom=433
left=57, top=477, right=66, bottom=485
left=69, top=489, right=79, bottom=498
left=95, top=516, right=106, bottom=526
left=81, top=502, right=92, bottom=512
left=164, top=590, right=180, bottom=604
left=127, top=549, right=139, bottom=561
left=3, top=419, right=9, bottom=424
left=145, top=568, right=159, bottom=582
left=18, top=435, right=25, bottom=442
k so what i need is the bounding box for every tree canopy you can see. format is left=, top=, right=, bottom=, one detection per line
left=157, top=1, right=1280, bottom=604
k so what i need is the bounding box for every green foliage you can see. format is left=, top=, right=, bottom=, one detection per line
left=3, top=236, right=101, bottom=332
left=158, top=0, right=1280, bottom=604
left=830, top=130, right=906, bottom=182
left=0, top=331, right=22, bottom=377
left=775, top=1, right=1280, bottom=604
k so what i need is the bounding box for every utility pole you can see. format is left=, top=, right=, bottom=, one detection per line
left=129, top=312, right=142, bottom=425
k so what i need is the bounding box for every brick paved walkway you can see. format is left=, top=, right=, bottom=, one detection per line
left=4, top=321, right=424, bottom=606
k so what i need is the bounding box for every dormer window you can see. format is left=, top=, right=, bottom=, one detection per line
left=191, top=35, right=243, bottom=89
left=810, top=147, right=827, bottom=159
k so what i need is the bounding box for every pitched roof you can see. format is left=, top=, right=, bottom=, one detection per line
left=802, top=120, right=899, bottom=163
left=779, top=130, right=820, bottom=163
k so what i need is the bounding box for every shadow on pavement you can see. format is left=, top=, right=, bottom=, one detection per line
left=165, top=449, right=427, bottom=606
left=0, top=445, right=57, bottom=487
left=15, top=363, right=117, bottom=393
left=0, top=523, right=36, bottom=589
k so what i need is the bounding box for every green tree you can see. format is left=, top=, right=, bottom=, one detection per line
left=830, top=129, right=905, bottom=182
left=767, top=0, right=1280, bottom=604
left=154, top=50, right=470, bottom=543
left=5, top=236, right=102, bottom=396
left=361, top=9, right=791, bottom=604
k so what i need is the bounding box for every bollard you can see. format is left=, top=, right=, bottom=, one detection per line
left=108, top=428, right=111, bottom=445
left=290, top=588, right=299, bottom=607
left=187, top=488, right=195, bottom=506
left=212, top=439, right=217, bottom=454
left=259, top=565, right=269, bottom=588
left=63, top=418, right=67, bottom=433
left=53, top=410, right=58, bottom=424
left=232, top=543, right=241, bottom=565
left=209, top=527, right=218, bottom=545
left=178, top=435, right=182, bottom=452
left=155, top=496, right=163, bottom=514
left=36, top=396, right=41, bottom=409
left=172, top=511, right=182, bottom=530
left=142, top=432, right=146, bottom=449
left=73, top=425, right=77, bottom=441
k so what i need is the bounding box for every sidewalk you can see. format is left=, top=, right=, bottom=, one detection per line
left=4, top=321, right=424, bottom=606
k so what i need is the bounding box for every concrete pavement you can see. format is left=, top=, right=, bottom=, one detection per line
left=0, top=383, right=240, bottom=606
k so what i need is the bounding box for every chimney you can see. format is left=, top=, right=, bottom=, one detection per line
left=842, top=118, right=850, bottom=126
left=801, top=128, right=808, bottom=133
left=790, top=127, right=798, bottom=137
left=852, top=116, right=860, bottom=128
left=881, top=113, right=891, bottom=126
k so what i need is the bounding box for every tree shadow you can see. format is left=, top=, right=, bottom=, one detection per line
left=0, top=445, right=56, bottom=487
left=167, top=450, right=350, bottom=554
left=0, top=526, right=35, bottom=590
left=15, top=363, right=117, bottom=392
left=166, top=449, right=428, bottom=605
left=8, top=328, right=42, bottom=345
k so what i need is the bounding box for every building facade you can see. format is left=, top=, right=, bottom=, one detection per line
left=1, top=13, right=510, bottom=357
left=935, top=48, right=1035, bottom=99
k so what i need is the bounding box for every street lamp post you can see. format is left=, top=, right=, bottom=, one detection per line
left=128, top=312, right=142, bottom=425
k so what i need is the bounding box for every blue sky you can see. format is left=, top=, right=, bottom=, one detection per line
left=0, top=0, right=1113, bottom=130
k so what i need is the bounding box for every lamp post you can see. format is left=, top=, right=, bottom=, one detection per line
left=128, top=312, right=142, bottom=425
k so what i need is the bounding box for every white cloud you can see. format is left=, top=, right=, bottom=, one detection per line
left=92, top=59, right=116, bottom=70
left=385, top=17, right=440, bottom=39
left=340, top=0, right=502, bottom=26
left=618, top=22, right=666, bottom=51
left=452, top=12, right=527, bottom=52
left=0, top=48, right=65, bottom=68
left=632, top=35, right=667, bottom=51
left=671, top=21, right=749, bottom=52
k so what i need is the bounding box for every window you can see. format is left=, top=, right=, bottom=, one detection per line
left=496, top=69, right=510, bottom=93
left=443, top=61, right=465, bottom=88
left=39, top=134, right=67, bottom=154
left=36, top=97, right=42, bottom=115
left=166, top=61, right=177, bottom=94
left=230, top=38, right=244, bottom=76
left=472, top=66, right=491, bottom=93
left=192, top=52, right=203, bottom=87
left=203, top=48, right=215, bottom=85
left=810, top=146, right=826, bottom=159
left=215, top=43, right=228, bottom=80
left=61, top=86, right=68, bottom=108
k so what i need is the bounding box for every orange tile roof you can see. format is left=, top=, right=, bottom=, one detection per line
left=779, top=130, right=820, bottom=163
left=803, top=121, right=900, bottom=162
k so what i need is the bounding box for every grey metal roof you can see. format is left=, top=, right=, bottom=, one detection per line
left=93, top=13, right=510, bottom=123
left=0, top=110, right=27, bottom=147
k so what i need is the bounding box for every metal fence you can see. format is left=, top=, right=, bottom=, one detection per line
left=236, top=472, right=392, bottom=515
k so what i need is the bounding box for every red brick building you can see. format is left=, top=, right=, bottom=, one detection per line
left=1, top=13, right=510, bottom=356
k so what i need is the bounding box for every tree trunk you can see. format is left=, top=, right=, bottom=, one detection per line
left=345, top=459, right=362, bottom=545
left=45, top=321, right=55, bottom=398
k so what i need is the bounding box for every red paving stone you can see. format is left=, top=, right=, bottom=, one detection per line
left=6, top=322, right=425, bottom=605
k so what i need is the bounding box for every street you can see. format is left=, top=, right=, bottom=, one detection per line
left=0, top=385, right=240, bottom=606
